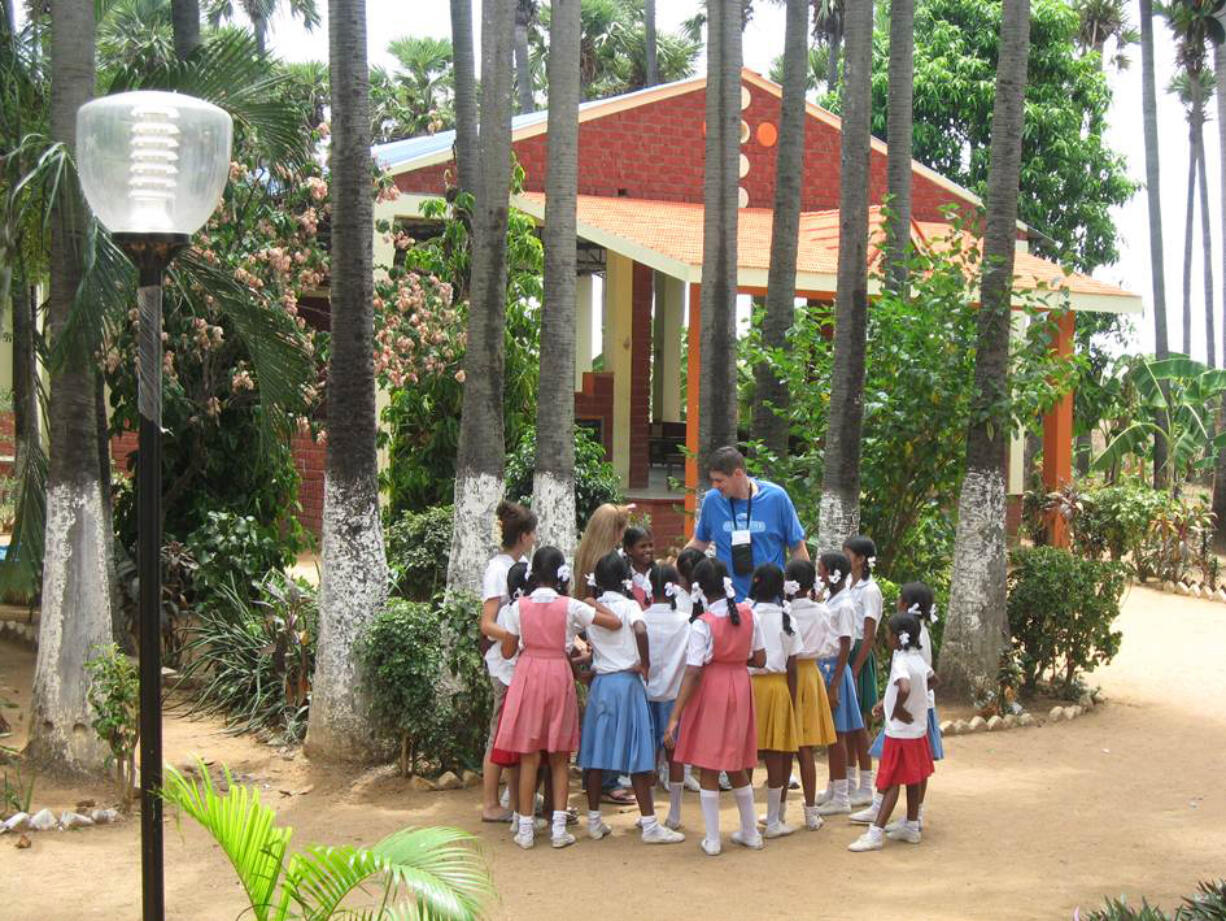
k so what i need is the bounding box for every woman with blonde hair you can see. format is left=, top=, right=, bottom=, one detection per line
left=573, top=503, right=633, bottom=599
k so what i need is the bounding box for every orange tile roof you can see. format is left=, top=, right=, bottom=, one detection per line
left=514, top=192, right=1139, bottom=312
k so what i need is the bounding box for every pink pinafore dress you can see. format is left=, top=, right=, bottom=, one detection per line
left=494, top=596, right=580, bottom=754
left=674, top=603, right=758, bottom=772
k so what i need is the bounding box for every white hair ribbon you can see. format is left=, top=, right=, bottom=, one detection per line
left=622, top=578, right=634, bottom=591
left=830, top=569, right=843, bottom=584
left=664, top=582, right=680, bottom=598
left=723, top=576, right=736, bottom=599
left=900, top=631, right=911, bottom=647
left=704, top=545, right=717, bottom=559
left=556, top=564, right=571, bottom=584
left=867, top=556, right=877, bottom=569
left=511, top=588, right=524, bottom=602
left=586, top=572, right=597, bottom=588
left=906, top=603, right=922, bottom=616
left=929, top=604, right=938, bottom=623
left=783, top=579, right=801, bottom=598
left=691, top=585, right=707, bottom=606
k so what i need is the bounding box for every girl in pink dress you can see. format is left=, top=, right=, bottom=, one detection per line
left=663, top=558, right=767, bottom=856
left=496, top=546, right=621, bottom=850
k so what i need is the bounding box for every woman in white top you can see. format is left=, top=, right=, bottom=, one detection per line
left=844, top=535, right=884, bottom=807
left=641, top=562, right=691, bottom=830
left=479, top=500, right=536, bottom=822
left=747, top=563, right=800, bottom=839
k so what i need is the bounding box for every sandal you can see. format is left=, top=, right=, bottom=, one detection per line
left=601, top=787, right=636, bottom=806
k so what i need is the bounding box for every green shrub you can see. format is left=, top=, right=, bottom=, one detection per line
left=185, top=510, right=296, bottom=601
left=1080, top=880, right=1226, bottom=921
left=177, top=572, right=317, bottom=742
left=85, top=644, right=140, bottom=805
left=360, top=592, right=492, bottom=775
left=1071, top=483, right=1169, bottom=564
left=385, top=504, right=453, bottom=601
left=504, top=424, right=625, bottom=531
left=1007, top=547, right=1128, bottom=695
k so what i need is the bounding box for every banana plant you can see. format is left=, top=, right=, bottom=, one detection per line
left=1093, top=355, right=1226, bottom=488
left=162, top=762, right=494, bottom=921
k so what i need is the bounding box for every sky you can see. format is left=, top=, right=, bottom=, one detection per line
left=89, top=1, right=1217, bottom=361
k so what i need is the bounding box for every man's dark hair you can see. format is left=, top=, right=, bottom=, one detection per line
left=707, top=446, right=746, bottom=476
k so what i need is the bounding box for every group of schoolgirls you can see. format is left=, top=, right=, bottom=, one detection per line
left=484, top=510, right=944, bottom=855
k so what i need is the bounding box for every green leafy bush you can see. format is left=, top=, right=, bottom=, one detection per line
left=385, top=504, right=453, bottom=601
left=185, top=510, right=297, bottom=601
left=1070, top=482, right=1169, bottom=564
left=360, top=592, right=492, bottom=775
left=1007, top=547, right=1128, bottom=695
left=85, top=643, right=140, bottom=805
left=504, top=424, right=625, bottom=531
left=1079, top=880, right=1226, bottom=921
left=177, top=573, right=317, bottom=742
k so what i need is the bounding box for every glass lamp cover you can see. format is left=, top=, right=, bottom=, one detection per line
left=77, top=90, right=233, bottom=236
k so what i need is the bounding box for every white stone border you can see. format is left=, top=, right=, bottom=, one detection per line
left=940, top=688, right=1103, bottom=736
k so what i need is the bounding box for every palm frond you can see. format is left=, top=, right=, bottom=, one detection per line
left=0, top=436, right=47, bottom=600
left=371, top=827, right=494, bottom=921
left=283, top=845, right=385, bottom=920
left=51, top=221, right=132, bottom=373
left=162, top=763, right=291, bottom=921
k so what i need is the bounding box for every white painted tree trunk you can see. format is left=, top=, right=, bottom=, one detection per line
left=817, top=489, right=859, bottom=555
left=446, top=471, right=504, bottom=596
left=533, top=469, right=576, bottom=560
left=939, top=467, right=1008, bottom=694
left=306, top=477, right=389, bottom=761
left=28, top=481, right=114, bottom=772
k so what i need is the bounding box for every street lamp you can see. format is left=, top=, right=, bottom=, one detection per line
left=76, top=90, right=232, bottom=921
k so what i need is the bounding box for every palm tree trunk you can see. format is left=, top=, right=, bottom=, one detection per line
left=252, top=12, right=267, bottom=55
left=1182, top=127, right=1195, bottom=357
left=752, top=0, right=807, bottom=459
left=29, top=0, right=113, bottom=774
left=1140, top=0, right=1170, bottom=488
left=698, top=0, right=742, bottom=461
left=10, top=270, right=39, bottom=468
left=305, top=0, right=389, bottom=762
left=170, top=0, right=200, bottom=59
left=450, top=0, right=479, bottom=194
left=1211, top=44, right=1226, bottom=542
left=939, top=0, right=1030, bottom=698
left=448, top=0, right=516, bottom=595
left=884, top=0, right=914, bottom=292
left=1196, top=113, right=1214, bottom=368
left=533, top=0, right=580, bottom=557
left=645, top=0, right=658, bottom=86
left=817, top=0, right=872, bottom=551
left=514, top=0, right=535, bottom=113
left=826, top=20, right=842, bottom=92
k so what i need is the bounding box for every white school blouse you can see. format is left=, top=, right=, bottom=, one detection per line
left=788, top=597, right=826, bottom=660
left=920, top=621, right=935, bottom=708
left=815, top=591, right=856, bottom=660
left=847, top=576, right=884, bottom=641
left=884, top=650, right=932, bottom=739
left=747, top=602, right=798, bottom=675
left=482, top=552, right=523, bottom=685
left=484, top=602, right=519, bottom=685
left=685, top=599, right=766, bottom=668
left=502, top=587, right=596, bottom=653
left=642, top=602, right=691, bottom=701
left=588, top=592, right=645, bottom=674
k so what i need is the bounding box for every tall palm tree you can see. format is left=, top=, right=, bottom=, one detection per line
left=205, top=0, right=319, bottom=55
left=1199, top=127, right=1214, bottom=367
left=816, top=0, right=871, bottom=551
left=1072, top=0, right=1139, bottom=69
left=171, top=0, right=200, bottom=58
left=752, top=0, right=807, bottom=459
left=697, top=0, right=742, bottom=460
left=450, top=0, right=479, bottom=192
left=939, top=0, right=1031, bottom=697
left=28, top=0, right=114, bottom=774
left=645, top=0, right=658, bottom=85
left=1140, top=0, right=1170, bottom=488
left=514, top=0, right=537, bottom=112
left=304, top=0, right=388, bottom=762
left=447, top=0, right=517, bottom=596
left=884, top=0, right=915, bottom=291
left=1212, top=41, right=1226, bottom=540
left=814, top=0, right=844, bottom=92
left=532, top=0, right=580, bottom=556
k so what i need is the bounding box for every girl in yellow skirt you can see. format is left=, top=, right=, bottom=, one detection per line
left=784, top=559, right=839, bottom=831
left=747, top=563, right=800, bottom=838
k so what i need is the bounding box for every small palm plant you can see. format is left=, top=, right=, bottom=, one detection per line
left=162, top=763, right=494, bottom=921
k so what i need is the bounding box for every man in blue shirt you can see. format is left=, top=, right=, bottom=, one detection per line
left=685, top=446, right=810, bottom=600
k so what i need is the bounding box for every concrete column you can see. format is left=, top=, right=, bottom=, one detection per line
left=684, top=282, right=701, bottom=534
left=1043, top=311, right=1075, bottom=547
left=657, top=274, right=685, bottom=423
left=575, top=273, right=594, bottom=392
left=606, top=252, right=633, bottom=483
left=372, top=230, right=397, bottom=501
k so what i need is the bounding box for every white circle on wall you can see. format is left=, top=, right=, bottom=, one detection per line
left=739, top=153, right=749, bottom=178
left=740, top=120, right=750, bottom=144
left=738, top=186, right=749, bottom=208
left=741, top=86, right=751, bottom=110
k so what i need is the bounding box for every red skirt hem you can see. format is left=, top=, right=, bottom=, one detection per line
left=875, top=735, right=934, bottom=789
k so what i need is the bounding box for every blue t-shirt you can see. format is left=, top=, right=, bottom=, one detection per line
left=693, top=479, right=806, bottom=600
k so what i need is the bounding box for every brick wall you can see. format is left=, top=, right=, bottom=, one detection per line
left=629, top=262, right=653, bottom=489
left=111, top=430, right=139, bottom=474
left=292, top=433, right=326, bottom=534
left=574, top=371, right=614, bottom=460
left=396, top=80, right=973, bottom=223
left=630, top=496, right=691, bottom=553
left=0, top=411, right=14, bottom=477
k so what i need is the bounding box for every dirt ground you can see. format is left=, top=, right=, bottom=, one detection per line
left=2, top=584, right=1224, bottom=921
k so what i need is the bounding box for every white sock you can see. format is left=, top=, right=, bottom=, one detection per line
left=871, top=791, right=883, bottom=810
left=821, top=780, right=833, bottom=799
left=766, top=786, right=783, bottom=827
left=552, top=810, right=568, bottom=838
left=919, top=803, right=926, bottom=823
left=867, top=823, right=884, bottom=841
left=847, top=767, right=858, bottom=789
left=640, top=815, right=659, bottom=834
left=700, top=789, right=721, bottom=848
left=587, top=809, right=602, bottom=832
left=906, top=818, right=920, bottom=832
left=668, top=782, right=683, bottom=825
left=732, top=784, right=757, bottom=838
left=518, top=815, right=535, bottom=840
left=834, top=779, right=849, bottom=799
left=509, top=811, right=519, bottom=826
left=860, top=769, right=875, bottom=792
left=779, top=791, right=788, bottom=823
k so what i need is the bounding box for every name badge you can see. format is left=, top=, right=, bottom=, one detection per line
left=731, top=529, right=751, bottom=547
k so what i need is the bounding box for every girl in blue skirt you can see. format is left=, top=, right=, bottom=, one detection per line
left=815, top=551, right=863, bottom=816
left=579, top=551, right=685, bottom=845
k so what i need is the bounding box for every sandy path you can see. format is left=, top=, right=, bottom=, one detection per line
left=3, top=584, right=1224, bottom=920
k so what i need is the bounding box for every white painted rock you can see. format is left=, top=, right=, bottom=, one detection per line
left=1018, top=713, right=1035, bottom=728
left=968, top=716, right=988, bottom=733
left=1162, top=581, right=1176, bottom=593
left=90, top=809, right=119, bottom=825
left=986, top=715, right=1004, bottom=732
left=409, top=775, right=435, bottom=792
left=952, top=720, right=970, bottom=735
left=1049, top=706, right=1065, bottom=722
left=1002, top=714, right=1018, bottom=729
left=1190, top=584, right=1203, bottom=598
left=1069, top=705, right=1083, bottom=718
left=939, top=720, right=954, bottom=735
left=1176, top=582, right=1190, bottom=596
left=435, top=771, right=462, bottom=791
left=461, top=770, right=481, bottom=789
left=1078, top=692, right=1094, bottom=709
left=28, top=809, right=57, bottom=832
left=1, top=812, right=30, bottom=833
left=59, top=811, right=93, bottom=830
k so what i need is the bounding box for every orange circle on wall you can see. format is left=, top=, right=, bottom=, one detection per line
left=757, top=122, right=778, bottom=147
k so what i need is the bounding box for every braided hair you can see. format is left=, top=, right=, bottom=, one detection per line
left=750, top=562, right=791, bottom=635
left=593, top=550, right=632, bottom=596
left=690, top=557, right=740, bottom=625
left=843, top=534, right=877, bottom=581
left=784, top=558, right=817, bottom=600
left=819, top=551, right=851, bottom=597
left=649, top=562, right=681, bottom=611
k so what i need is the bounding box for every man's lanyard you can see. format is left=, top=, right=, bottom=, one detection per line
left=728, top=481, right=756, bottom=530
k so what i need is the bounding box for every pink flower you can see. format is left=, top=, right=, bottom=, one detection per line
left=454, top=369, right=466, bottom=383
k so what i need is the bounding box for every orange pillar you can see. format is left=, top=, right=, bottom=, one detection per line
left=1042, top=311, right=1075, bottom=547
left=684, top=282, right=702, bottom=536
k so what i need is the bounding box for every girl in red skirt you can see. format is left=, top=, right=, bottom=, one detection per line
left=848, top=609, right=934, bottom=852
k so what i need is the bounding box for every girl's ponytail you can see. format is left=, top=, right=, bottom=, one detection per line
left=781, top=602, right=794, bottom=636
